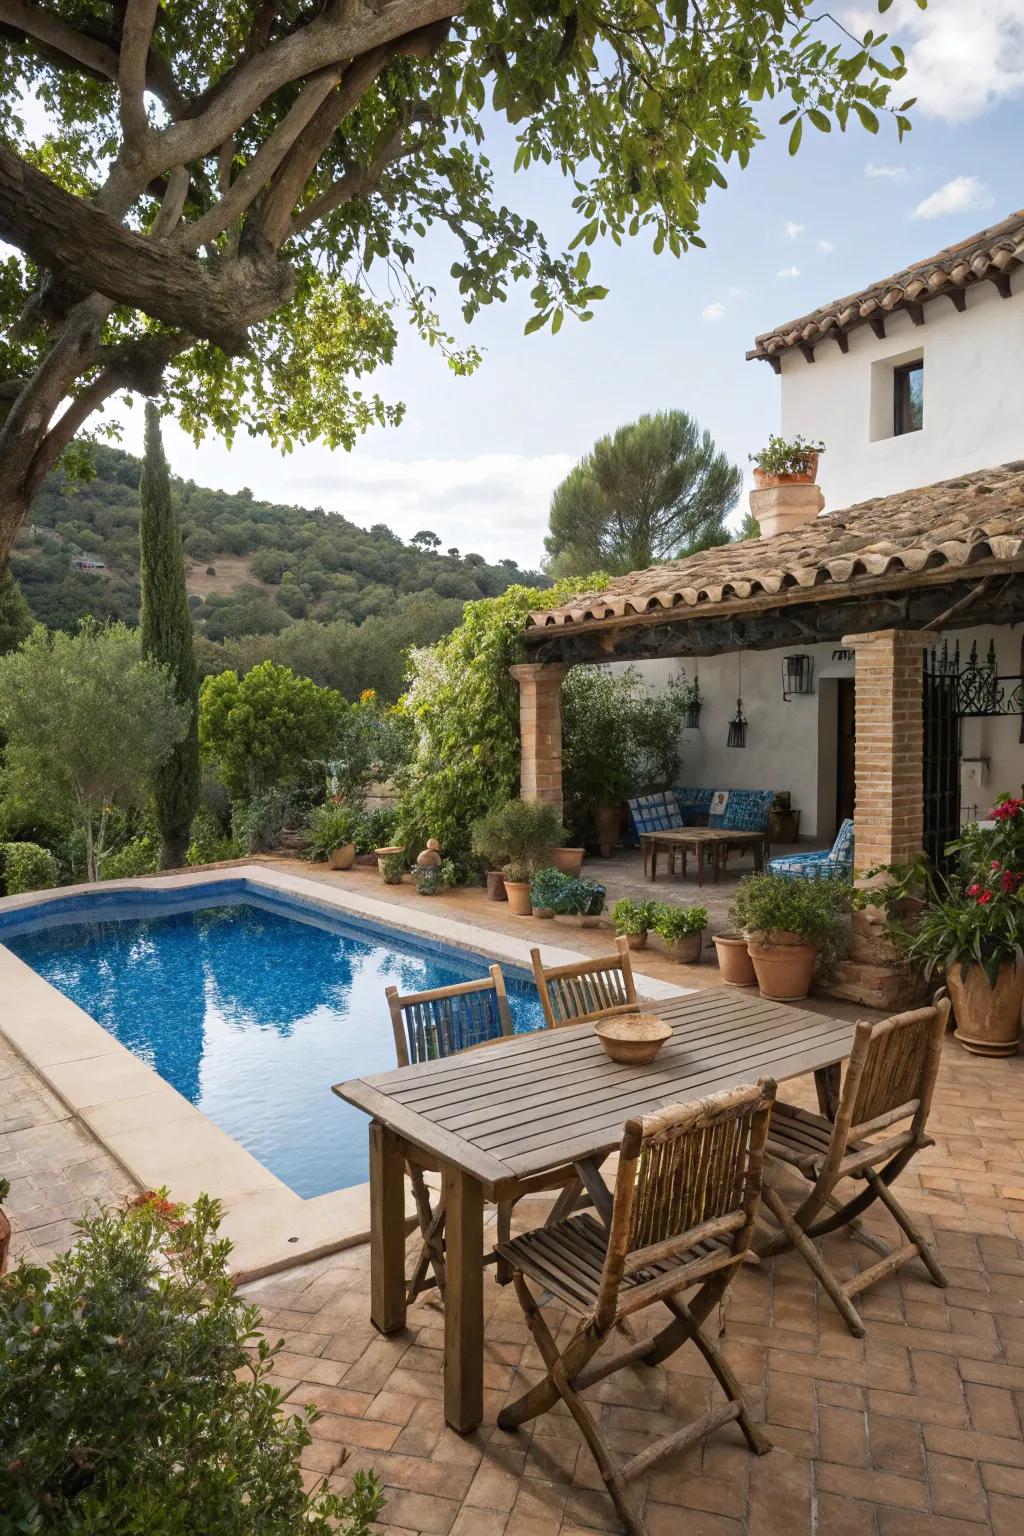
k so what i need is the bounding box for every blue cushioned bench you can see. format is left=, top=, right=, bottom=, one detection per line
left=768, top=818, right=854, bottom=882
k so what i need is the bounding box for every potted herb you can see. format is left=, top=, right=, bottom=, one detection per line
left=306, top=803, right=360, bottom=870
left=379, top=851, right=405, bottom=885
left=653, top=903, right=708, bottom=964
left=470, top=799, right=564, bottom=917
left=612, top=897, right=659, bottom=951
left=907, top=797, right=1024, bottom=1056
left=749, top=434, right=825, bottom=489
left=730, top=873, right=850, bottom=1000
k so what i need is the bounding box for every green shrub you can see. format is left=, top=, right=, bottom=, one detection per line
left=355, top=805, right=399, bottom=854
left=470, top=799, right=564, bottom=877
left=729, top=873, right=850, bottom=964
left=1, top=840, right=59, bottom=896
left=653, top=903, right=708, bottom=941
left=380, top=852, right=405, bottom=884
left=529, top=866, right=575, bottom=912
left=611, top=897, right=659, bottom=936
left=0, top=1192, right=384, bottom=1534
left=232, top=789, right=293, bottom=854
left=100, top=834, right=161, bottom=881
left=186, top=807, right=242, bottom=866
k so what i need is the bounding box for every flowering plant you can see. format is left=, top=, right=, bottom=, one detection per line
left=908, top=797, right=1024, bottom=985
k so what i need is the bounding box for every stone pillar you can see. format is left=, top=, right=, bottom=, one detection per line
left=749, top=483, right=824, bottom=538
left=842, top=628, right=937, bottom=869
left=509, top=663, right=570, bottom=808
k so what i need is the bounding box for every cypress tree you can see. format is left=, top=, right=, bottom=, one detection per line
left=139, top=402, right=200, bottom=867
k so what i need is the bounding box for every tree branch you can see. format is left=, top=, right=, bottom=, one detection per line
left=0, top=143, right=293, bottom=351
left=118, top=0, right=161, bottom=145
left=0, top=0, right=185, bottom=114
left=291, top=120, right=419, bottom=235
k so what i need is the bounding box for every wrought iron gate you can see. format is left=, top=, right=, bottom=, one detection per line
left=922, top=646, right=963, bottom=876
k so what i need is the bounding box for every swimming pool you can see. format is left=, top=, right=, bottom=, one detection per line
left=1, top=881, right=547, bottom=1197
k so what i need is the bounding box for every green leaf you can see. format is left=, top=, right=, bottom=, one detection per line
left=788, top=117, right=803, bottom=155
left=523, top=311, right=549, bottom=335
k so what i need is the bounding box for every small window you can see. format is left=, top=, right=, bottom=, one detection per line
left=893, top=359, right=924, bottom=435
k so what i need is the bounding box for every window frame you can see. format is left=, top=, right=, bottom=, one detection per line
left=893, top=358, right=924, bottom=437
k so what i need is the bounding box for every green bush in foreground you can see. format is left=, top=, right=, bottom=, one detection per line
left=0, top=1192, right=384, bottom=1535
left=0, top=840, right=59, bottom=895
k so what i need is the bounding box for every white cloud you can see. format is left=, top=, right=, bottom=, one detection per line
left=727, top=285, right=747, bottom=298
left=847, top=1, right=1024, bottom=124
left=865, top=162, right=909, bottom=180
left=702, top=301, right=726, bottom=322
left=776, top=265, right=801, bottom=279
left=785, top=221, right=805, bottom=239
left=913, top=175, right=992, bottom=221
left=817, top=239, right=835, bottom=253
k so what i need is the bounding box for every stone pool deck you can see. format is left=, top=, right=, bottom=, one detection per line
left=2, top=864, right=1023, bottom=1535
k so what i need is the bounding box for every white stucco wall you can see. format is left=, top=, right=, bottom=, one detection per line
left=614, top=621, right=1024, bottom=846
left=776, top=268, right=1024, bottom=511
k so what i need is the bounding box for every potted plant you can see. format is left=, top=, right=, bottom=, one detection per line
left=730, top=873, right=850, bottom=1001
left=413, top=863, right=442, bottom=896
left=471, top=799, right=564, bottom=917
left=530, top=865, right=571, bottom=918
left=305, top=802, right=360, bottom=870
left=379, top=851, right=405, bottom=885
left=749, top=434, right=826, bottom=489
left=561, top=875, right=607, bottom=926
left=681, top=677, right=702, bottom=731
left=713, top=931, right=757, bottom=986
left=653, top=903, right=708, bottom=964
left=612, top=898, right=659, bottom=951
left=907, top=796, right=1024, bottom=1056
left=375, top=843, right=404, bottom=877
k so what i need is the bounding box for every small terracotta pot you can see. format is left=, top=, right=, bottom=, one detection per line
left=553, top=846, right=585, bottom=876
left=747, top=938, right=817, bottom=1001
left=327, top=842, right=356, bottom=871
left=595, top=806, right=620, bottom=859
left=947, top=960, right=1024, bottom=1057
left=664, top=931, right=704, bottom=965
left=624, top=931, right=648, bottom=951
left=753, top=454, right=818, bottom=489
left=485, top=869, right=507, bottom=902
left=504, top=880, right=533, bottom=918
left=713, top=932, right=756, bottom=986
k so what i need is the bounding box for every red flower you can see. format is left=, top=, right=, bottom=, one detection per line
left=967, top=883, right=981, bottom=896
left=992, top=860, right=1002, bottom=870
left=1002, top=870, right=1023, bottom=894
left=978, top=890, right=993, bottom=905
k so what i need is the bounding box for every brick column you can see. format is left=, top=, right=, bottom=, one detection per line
left=842, top=628, right=937, bottom=870
left=509, top=662, right=570, bottom=808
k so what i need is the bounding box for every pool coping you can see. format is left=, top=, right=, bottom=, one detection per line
left=0, top=865, right=693, bottom=1280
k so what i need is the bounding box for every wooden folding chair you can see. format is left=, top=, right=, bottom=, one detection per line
left=530, top=936, right=640, bottom=1029
left=758, top=1001, right=950, bottom=1337
left=496, top=1081, right=777, bottom=1536
left=387, top=968, right=514, bottom=1302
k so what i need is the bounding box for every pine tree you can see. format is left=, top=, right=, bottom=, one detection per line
left=139, top=403, right=200, bottom=867
left=0, top=567, right=33, bottom=653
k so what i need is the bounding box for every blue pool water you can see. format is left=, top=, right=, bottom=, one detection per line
left=2, top=882, right=546, bottom=1197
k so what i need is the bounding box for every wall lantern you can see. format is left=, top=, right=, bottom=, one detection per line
left=683, top=665, right=702, bottom=730
left=782, top=653, right=815, bottom=701
left=726, top=653, right=748, bottom=748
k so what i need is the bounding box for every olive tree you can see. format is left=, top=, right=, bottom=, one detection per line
left=0, top=3, right=914, bottom=561
left=0, top=621, right=189, bottom=880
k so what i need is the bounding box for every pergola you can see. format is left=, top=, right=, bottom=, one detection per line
left=511, top=462, right=1024, bottom=877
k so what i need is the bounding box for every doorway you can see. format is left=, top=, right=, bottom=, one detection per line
left=836, top=679, right=856, bottom=828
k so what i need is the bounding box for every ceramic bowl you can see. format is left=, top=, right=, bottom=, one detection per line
left=594, top=1013, right=672, bottom=1065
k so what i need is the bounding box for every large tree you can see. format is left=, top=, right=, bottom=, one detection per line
left=546, top=409, right=742, bottom=574
left=0, top=4, right=913, bottom=564
left=139, top=400, right=200, bottom=867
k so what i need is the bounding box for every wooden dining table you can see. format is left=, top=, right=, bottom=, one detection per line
left=335, top=986, right=854, bottom=1433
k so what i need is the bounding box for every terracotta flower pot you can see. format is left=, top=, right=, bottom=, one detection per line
left=504, top=880, right=533, bottom=917
left=485, top=869, right=507, bottom=902
left=747, top=937, right=817, bottom=1001
left=624, top=931, right=648, bottom=951
left=595, top=806, right=620, bottom=859
left=664, top=931, right=704, bottom=965
left=713, top=931, right=756, bottom=986
left=553, top=847, right=585, bottom=876
left=375, top=845, right=403, bottom=878
left=752, top=454, right=818, bottom=489
left=947, top=960, right=1024, bottom=1057
left=327, top=842, right=356, bottom=870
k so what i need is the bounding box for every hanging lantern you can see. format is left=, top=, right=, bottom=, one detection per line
left=684, top=667, right=702, bottom=730
left=726, top=652, right=747, bottom=747
left=727, top=700, right=748, bottom=748
left=782, top=653, right=814, bottom=700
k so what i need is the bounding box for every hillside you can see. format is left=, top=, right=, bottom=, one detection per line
left=11, top=446, right=548, bottom=698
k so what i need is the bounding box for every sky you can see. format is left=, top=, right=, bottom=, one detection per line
left=23, top=1, right=1024, bottom=567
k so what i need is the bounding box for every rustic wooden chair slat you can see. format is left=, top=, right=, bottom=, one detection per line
left=530, top=937, right=640, bottom=1030
left=496, top=1080, right=777, bottom=1536
left=386, top=966, right=515, bottom=1303
left=758, top=1001, right=950, bottom=1337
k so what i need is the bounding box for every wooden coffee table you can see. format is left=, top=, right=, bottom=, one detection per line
left=640, top=827, right=767, bottom=886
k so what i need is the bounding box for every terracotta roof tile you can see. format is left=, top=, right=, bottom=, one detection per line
left=524, top=462, right=1024, bottom=632
left=747, top=210, right=1024, bottom=366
